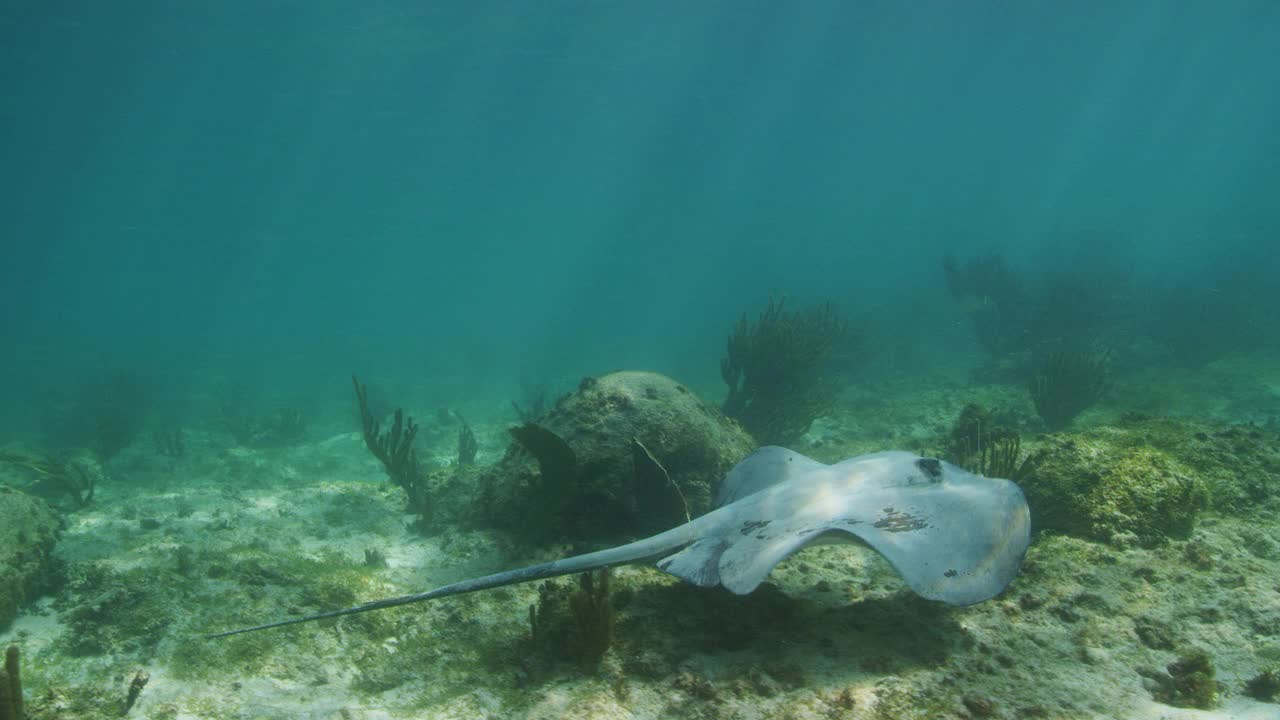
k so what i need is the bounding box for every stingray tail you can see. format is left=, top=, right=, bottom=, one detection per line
left=207, top=521, right=701, bottom=638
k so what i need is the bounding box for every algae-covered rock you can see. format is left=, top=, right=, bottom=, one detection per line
left=1048, top=414, right=1279, bottom=512
left=480, top=371, right=755, bottom=542
left=1020, top=433, right=1209, bottom=545
left=1150, top=651, right=1219, bottom=709
left=1119, top=417, right=1280, bottom=511
left=0, top=486, right=61, bottom=628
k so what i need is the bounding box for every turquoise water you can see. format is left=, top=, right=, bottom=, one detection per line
left=2, top=4, right=1279, bottom=718
left=3, top=2, right=1277, bottom=418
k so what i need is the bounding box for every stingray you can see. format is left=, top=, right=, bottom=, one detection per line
left=209, top=447, right=1031, bottom=638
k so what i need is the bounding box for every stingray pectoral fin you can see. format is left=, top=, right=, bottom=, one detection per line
left=656, top=537, right=728, bottom=587
left=712, top=473, right=1031, bottom=605
left=838, top=475, right=1032, bottom=606
left=716, top=526, right=828, bottom=595
left=714, top=446, right=827, bottom=507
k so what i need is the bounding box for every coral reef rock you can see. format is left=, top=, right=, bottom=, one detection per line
left=0, top=486, right=60, bottom=628
left=1114, top=415, right=1280, bottom=511
left=481, top=371, right=755, bottom=542
left=1020, top=430, right=1209, bottom=546
left=1017, top=414, right=1279, bottom=547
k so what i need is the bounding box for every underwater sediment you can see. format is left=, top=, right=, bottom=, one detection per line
left=0, top=367, right=1277, bottom=720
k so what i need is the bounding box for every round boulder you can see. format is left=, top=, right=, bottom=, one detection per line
left=480, top=371, right=755, bottom=543
left=1020, top=434, right=1209, bottom=546
left=0, top=486, right=61, bottom=629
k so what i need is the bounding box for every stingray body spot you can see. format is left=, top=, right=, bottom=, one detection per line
left=945, top=569, right=958, bottom=578
left=873, top=509, right=930, bottom=533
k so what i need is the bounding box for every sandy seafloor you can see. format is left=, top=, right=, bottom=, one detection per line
left=2, top=361, right=1279, bottom=720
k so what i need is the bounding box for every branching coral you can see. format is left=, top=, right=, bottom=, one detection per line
left=1029, top=346, right=1111, bottom=430
left=720, top=297, right=848, bottom=445
left=221, top=404, right=306, bottom=448
left=1245, top=668, right=1280, bottom=702
left=942, top=253, right=1031, bottom=357
left=0, top=645, right=21, bottom=720
left=352, top=375, right=430, bottom=521
left=527, top=570, right=615, bottom=670
left=89, top=369, right=151, bottom=461
left=1149, top=254, right=1276, bottom=368
left=1150, top=651, right=1219, bottom=709
left=41, top=369, right=150, bottom=461
left=1034, top=276, right=1122, bottom=349
left=510, top=382, right=549, bottom=423
left=944, top=250, right=1130, bottom=360
left=455, top=414, right=478, bottom=466
left=151, top=426, right=185, bottom=457
left=568, top=569, right=614, bottom=667
left=946, top=404, right=1036, bottom=482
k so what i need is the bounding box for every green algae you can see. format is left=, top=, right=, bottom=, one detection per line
left=5, top=374, right=1278, bottom=720
left=1020, top=435, right=1209, bottom=545
left=1151, top=650, right=1219, bottom=709
left=936, top=410, right=1277, bottom=548
left=1245, top=667, right=1280, bottom=702
left=54, top=562, right=176, bottom=657
left=0, top=487, right=60, bottom=630
left=161, top=547, right=385, bottom=681
left=1084, top=415, right=1280, bottom=509
left=22, top=680, right=121, bottom=720
left=168, top=622, right=278, bottom=681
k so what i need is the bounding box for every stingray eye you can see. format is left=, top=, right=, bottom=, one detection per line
left=915, top=457, right=943, bottom=480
